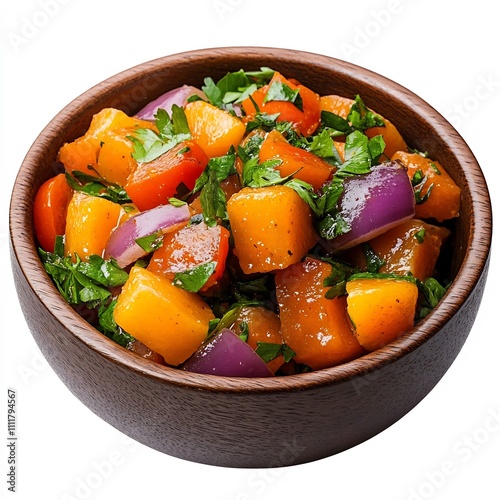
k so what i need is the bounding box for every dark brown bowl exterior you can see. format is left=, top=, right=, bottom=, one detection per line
left=9, top=47, right=492, bottom=467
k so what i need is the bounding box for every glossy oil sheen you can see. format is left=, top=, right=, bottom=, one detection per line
left=9, top=47, right=492, bottom=467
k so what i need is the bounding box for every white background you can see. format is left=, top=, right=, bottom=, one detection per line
left=1, top=1, right=499, bottom=499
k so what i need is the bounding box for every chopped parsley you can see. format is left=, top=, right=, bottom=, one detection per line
left=255, top=342, right=296, bottom=363
left=173, top=261, right=217, bottom=293
left=196, top=67, right=275, bottom=112
left=128, top=106, right=191, bottom=163
left=65, top=171, right=131, bottom=204
left=263, top=81, right=303, bottom=111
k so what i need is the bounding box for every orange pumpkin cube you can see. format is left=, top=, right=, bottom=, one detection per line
left=259, top=129, right=333, bottom=190
left=275, top=257, right=365, bottom=370
left=346, top=277, right=418, bottom=351
left=226, top=185, right=317, bottom=274
left=392, top=151, right=461, bottom=222
left=64, top=192, right=123, bottom=261
left=114, top=266, right=214, bottom=366
left=184, top=100, right=246, bottom=158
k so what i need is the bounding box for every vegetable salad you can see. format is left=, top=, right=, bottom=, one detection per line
left=34, top=68, right=460, bottom=376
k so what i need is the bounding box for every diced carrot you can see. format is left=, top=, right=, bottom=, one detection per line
left=320, top=94, right=407, bottom=158
left=228, top=306, right=284, bottom=374
left=259, top=129, right=333, bottom=190
left=226, top=185, right=317, bottom=274
left=275, top=257, right=365, bottom=370
left=184, top=100, right=246, bottom=158
left=33, top=173, right=73, bottom=252
left=392, top=151, right=461, bottom=222
left=113, top=266, right=215, bottom=366
left=64, top=191, right=123, bottom=261
left=125, top=140, right=208, bottom=211
left=346, top=277, right=418, bottom=351
left=345, top=219, right=450, bottom=281
left=148, top=221, right=230, bottom=291
left=241, top=72, right=321, bottom=136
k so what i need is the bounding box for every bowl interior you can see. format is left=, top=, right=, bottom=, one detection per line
left=9, top=46, right=492, bottom=392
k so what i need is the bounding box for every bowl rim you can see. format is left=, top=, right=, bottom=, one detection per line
left=9, top=46, right=493, bottom=393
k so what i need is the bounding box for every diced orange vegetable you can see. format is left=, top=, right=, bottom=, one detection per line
left=319, top=94, right=353, bottom=119
left=127, top=340, right=166, bottom=365
left=320, top=94, right=407, bottom=158
left=346, top=277, right=418, bottom=351
left=228, top=306, right=284, bottom=374
left=125, top=140, right=208, bottom=211
left=333, top=140, right=345, bottom=162
left=184, top=100, right=246, bottom=158
left=113, top=266, right=215, bottom=366
left=148, top=221, right=230, bottom=291
left=96, top=128, right=137, bottom=186
left=259, top=129, right=333, bottom=190
left=226, top=185, right=317, bottom=274
left=275, top=258, right=365, bottom=370
left=64, top=191, right=123, bottom=261
left=392, top=151, right=461, bottom=222
left=86, top=108, right=155, bottom=139
left=241, top=72, right=321, bottom=136
left=58, top=108, right=156, bottom=183
left=345, top=219, right=450, bottom=281
left=33, top=173, right=73, bottom=252
left=58, top=135, right=101, bottom=178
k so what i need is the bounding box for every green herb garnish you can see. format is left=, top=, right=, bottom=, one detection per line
left=173, top=261, right=217, bottom=293
left=128, top=105, right=191, bottom=163
left=255, top=342, right=296, bottom=363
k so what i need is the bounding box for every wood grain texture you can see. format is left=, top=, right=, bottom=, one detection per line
left=9, top=47, right=492, bottom=467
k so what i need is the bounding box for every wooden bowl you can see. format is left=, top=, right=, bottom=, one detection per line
left=9, top=47, right=492, bottom=468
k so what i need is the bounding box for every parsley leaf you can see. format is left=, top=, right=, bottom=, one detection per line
left=129, top=105, right=191, bottom=163
left=347, top=94, right=385, bottom=130
left=361, top=242, right=385, bottom=273
left=321, top=257, right=357, bottom=299
left=135, top=231, right=163, bottom=253
left=255, top=342, right=296, bottom=363
left=320, top=110, right=352, bottom=135
left=39, top=245, right=128, bottom=308
left=200, top=170, right=228, bottom=226
left=192, top=150, right=237, bottom=226
left=348, top=272, right=417, bottom=284
left=411, top=170, right=434, bottom=205
left=417, top=277, right=449, bottom=319
left=173, top=261, right=217, bottom=292
left=242, top=157, right=288, bottom=188
left=65, top=171, right=131, bottom=204
left=263, top=81, right=303, bottom=111
left=201, top=67, right=275, bottom=110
